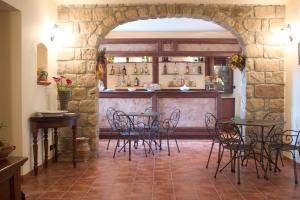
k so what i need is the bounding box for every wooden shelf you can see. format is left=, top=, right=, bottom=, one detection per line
left=108, top=62, right=152, bottom=64
left=132, top=73, right=151, bottom=75
left=159, top=61, right=204, bottom=63
left=161, top=73, right=179, bottom=75
left=184, top=73, right=203, bottom=75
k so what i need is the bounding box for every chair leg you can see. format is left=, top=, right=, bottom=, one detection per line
left=206, top=140, right=215, bottom=169
left=214, top=147, right=224, bottom=178
left=128, top=138, right=131, bottom=161
left=279, top=152, right=284, bottom=167
left=293, top=153, right=298, bottom=184
left=173, top=132, right=180, bottom=153
left=159, top=133, right=162, bottom=150
left=106, top=138, right=111, bottom=150
left=274, top=150, right=279, bottom=173
left=167, top=133, right=170, bottom=156
left=113, top=138, right=120, bottom=158
left=142, top=135, right=148, bottom=158
left=123, top=139, right=126, bottom=152
left=237, top=153, right=241, bottom=184
left=252, top=150, right=260, bottom=179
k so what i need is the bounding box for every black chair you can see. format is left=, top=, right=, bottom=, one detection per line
left=205, top=113, right=219, bottom=168
left=106, top=107, right=117, bottom=150
left=150, top=109, right=180, bottom=156
left=268, top=130, right=300, bottom=184
left=112, top=110, right=151, bottom=161
left=214, top=122, right=259, bottom=184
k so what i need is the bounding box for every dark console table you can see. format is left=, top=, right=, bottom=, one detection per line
left=30, top=114, right=78, bottom=175
left=0, top=157, right=27, bottom=200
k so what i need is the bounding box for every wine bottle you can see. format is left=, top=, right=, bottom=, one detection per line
left=134, top=64, right=137, bottom=74
left=134, top=77, right=139, bottom=86
left=185, top=63, right=189, bottom=74
left=198, top=65, right=202, bottom=74
left=122, top=65, right=127, bottom=75
left=140, top=65, right=144, bottom=74
left=174, top=62, right=178, bottom=74
left=145, top=64, right=148, bottom=74
left=127, top=75, right=131, bottom=86
left=110, top=65, right=115, bottom=75
left=163, top=63, right=167, bottom=74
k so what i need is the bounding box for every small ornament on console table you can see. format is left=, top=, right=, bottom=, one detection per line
left=53, top=76, right=74, bottom=110
left=0, top=122, right=15, bottom=161
left=229, top=54, right=246, bottom=72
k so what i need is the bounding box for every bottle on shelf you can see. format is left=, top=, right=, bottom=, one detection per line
left=121, top=76, right=126, bottom=87
left=134, top=64, right=138, bottom=74
left=127, top=75, right=131, bottom=86
left=185, top=63, right=189, bottom=74
left=198, top=65, right=202, bottom=74
left=122, top=65, right=127, bottom=75
left=145, top=64, right=148, bottom=74
left=126, top=57, right=129, bottom=63
left=174, top=62, right=178, bottom=74
left=140, top=65, right=144, bottom=74
left=110, top=65, right=115, bottom=75
left=134, top=77, right=139, bottom=86
left=163, top=63, right=168, bottom=74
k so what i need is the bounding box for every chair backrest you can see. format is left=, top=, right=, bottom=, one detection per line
left=270, top=130, right=300, bottom=149
left=144, top=107, right=152, bottom=113
left=106, top=107, right=116, bottom=131
left=169, top=109, right=180, bottom=129
left=205, top=113, right=217, bottom=137
left=112, top=110, right=132, bottom=134
left=215, top=122, right=243, bottom=147
left=263, top=112, right=284, bottom=134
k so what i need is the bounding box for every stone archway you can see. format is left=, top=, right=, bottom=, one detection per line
left=57, top=4, right=285, bottom=158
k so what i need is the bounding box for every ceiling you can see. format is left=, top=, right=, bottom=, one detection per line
left=113, top=18, right=226, bottom=32
left=56, top=0, right=289, bottom=5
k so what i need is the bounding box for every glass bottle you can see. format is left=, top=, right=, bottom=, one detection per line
left=174, top=62, right=178, bottom=74
left=140, top=65, right=144, bottom=74
left=127, top=75, right=131, bottom=86
left=163, top=63, right=167, bottom=74
left=185, top=63, right=189, bottom=74
left=145, top=64, right=148, bottom=74
left=198, top=65, right=202, bottom=74
left=134, top=64, right=138, bottom=74
left=110, top=65, right=115, bottom=75
left=134, top=77, right=139, bottom=86
left=122, top=65, right=127, bottom=75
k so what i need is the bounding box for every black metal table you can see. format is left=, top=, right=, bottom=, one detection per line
left=231, top=119, right=285, bottom=178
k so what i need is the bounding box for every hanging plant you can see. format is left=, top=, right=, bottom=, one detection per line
left=96, top=48, right=107, bottom=81
left=229, top=54, right=246, bottom=72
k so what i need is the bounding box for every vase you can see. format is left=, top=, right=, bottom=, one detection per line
left=58, top=91, right=71, bottom=110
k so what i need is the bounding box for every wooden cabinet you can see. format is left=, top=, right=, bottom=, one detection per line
left=0, top=157, right=27, bottom=200
left=222, top=98, right=235, bottom=120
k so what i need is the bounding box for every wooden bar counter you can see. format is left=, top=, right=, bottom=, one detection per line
left=99, top=90, right=222, bottom=138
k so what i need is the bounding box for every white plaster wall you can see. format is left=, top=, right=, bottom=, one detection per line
left=285, top=0, right=300, bottom=162
left=2, top=0, right=57, bottom=174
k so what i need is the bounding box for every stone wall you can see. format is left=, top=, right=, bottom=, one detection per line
left=57, top=4, right=285, bottom=157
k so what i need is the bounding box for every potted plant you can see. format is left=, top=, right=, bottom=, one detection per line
left=96, top=48, right=107, bottom=81
left=53, top=76, right=74, bottom=110
left=229, top=54, right=246, bottom=72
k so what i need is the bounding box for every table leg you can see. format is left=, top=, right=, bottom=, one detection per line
left=72, top=125, right=77, bottom=168
left=44, top=128, right=49, bottom=168
left=54, top=128, right=58, bottom=162
left=32, top=126, right=38, bottom=176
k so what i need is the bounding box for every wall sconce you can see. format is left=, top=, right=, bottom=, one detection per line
left=281, top=24, right=293, bottom=42
left=50, top=24, right=63, bottom=42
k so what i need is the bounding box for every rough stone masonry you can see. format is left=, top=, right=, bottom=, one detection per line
left=56, top=4, right=285, bottom=159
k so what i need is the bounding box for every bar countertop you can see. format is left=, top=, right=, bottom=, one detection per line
left=99, top=89, right=222, bottom=98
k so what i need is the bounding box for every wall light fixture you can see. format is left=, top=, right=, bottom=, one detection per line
left=281, top=24, right=293, bottom=42
left=50, top=24, right=63, bottom=42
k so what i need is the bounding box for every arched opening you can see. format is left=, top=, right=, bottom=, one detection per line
left=98, top=17, right=246, bottom=138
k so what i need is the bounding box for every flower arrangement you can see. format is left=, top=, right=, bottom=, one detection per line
left=52, top=76, right=74, bottom=91
left=229, top=54, right=246, bottom=72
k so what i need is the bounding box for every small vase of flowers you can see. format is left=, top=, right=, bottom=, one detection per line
left=53, top=76, right=74, bottom=110
left=229, top=54, right=246, bottom=72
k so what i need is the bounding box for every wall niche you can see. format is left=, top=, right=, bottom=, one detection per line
left=36, top=43, right=50, bottom=85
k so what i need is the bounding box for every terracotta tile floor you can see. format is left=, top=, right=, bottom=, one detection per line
left=22, top=140, right=300, bottom=200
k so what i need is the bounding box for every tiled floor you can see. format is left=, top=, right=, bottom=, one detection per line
left=22, top=140, right=300, bottom=200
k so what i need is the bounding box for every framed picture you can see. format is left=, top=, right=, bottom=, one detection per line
left=299, top=43, right=300, bottom=65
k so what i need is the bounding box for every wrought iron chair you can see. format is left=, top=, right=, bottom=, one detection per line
left=268, top=130, right=300, bottom=184
left=106, top=107, right=117, bottom=150
left=112, top=110, right=151, bottom=161
left=214, top=122, right=259, bottom=184
left=205, top=112, right=220, bottom=168
left=150, top=108, right=180, bottom=156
